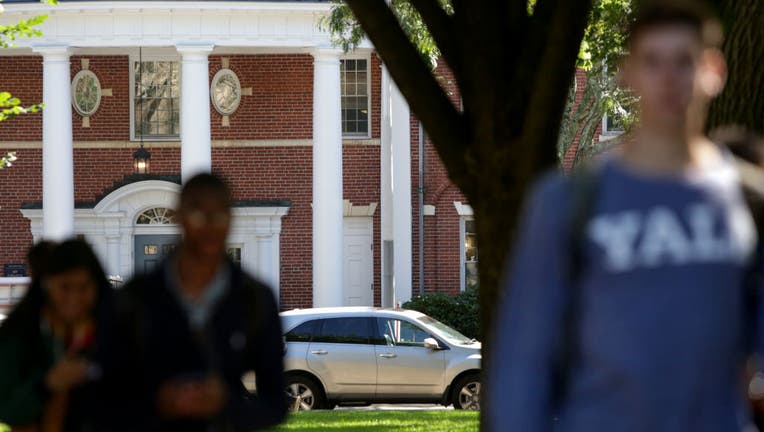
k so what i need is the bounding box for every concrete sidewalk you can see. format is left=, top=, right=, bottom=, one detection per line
left=336, top=404, right=453, bottom=411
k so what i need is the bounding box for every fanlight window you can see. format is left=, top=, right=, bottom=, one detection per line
left=136, top=208, right=177, bottom=225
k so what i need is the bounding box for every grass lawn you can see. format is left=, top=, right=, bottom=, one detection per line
left=266, top=410, right=479, bottom=432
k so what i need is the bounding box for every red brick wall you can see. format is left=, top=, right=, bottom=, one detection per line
left=411, top=61, right=468, bottom=297
left=370, top=54, right=382, bottom=139
left=0, top=57, right=43, bottom=141
left=0, top=50, right=401, bottom=308
left=562, top=68, right=604, bottom=171
left=209, top=55, right=314, bottom=140
left=0, top=148, right=41, bottom=260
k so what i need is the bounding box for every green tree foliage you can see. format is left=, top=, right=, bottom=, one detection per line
left=558, top=0, right=638, bottom=168
left=0, top=0, right=57, bottom=169
left=320, top=0, right=451, bottom=69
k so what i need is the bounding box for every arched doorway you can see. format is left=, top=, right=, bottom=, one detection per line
left=21, top=180, right=289, bottom=297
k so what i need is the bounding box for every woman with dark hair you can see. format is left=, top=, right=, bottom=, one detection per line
left=0, top=239, right=113, bottom=432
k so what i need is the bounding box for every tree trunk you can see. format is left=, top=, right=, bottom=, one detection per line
left=342, top=2, right=591, bottom=428
left=707, top=0, right=764, bottom=134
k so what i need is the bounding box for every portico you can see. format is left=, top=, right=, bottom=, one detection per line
left=0, top=1, right=413, bottom=307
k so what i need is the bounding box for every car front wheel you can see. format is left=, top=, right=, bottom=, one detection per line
left=451, top=373, right=481, bottom=410
left=285, top=375, right=327, bottom=411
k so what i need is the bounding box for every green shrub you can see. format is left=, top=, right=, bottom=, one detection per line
left=403, top=288, right=480, bottom=340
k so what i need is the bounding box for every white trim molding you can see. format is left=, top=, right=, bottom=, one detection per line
left=453, top=201, right=473, bottom=217
left=343, top=200, right=378, bottom=217
left=0, top=2, right=353, bottom=51
left=0, top=138, right=380, bottom=150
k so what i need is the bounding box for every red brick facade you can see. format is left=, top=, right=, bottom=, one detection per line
left=0, top=52, right=430, bottom=309
left=411, top=62, right=468, bottom=296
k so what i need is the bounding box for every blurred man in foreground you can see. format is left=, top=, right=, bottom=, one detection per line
left=488, top=1, right=764, bottom=431
left=102, top=174, right=287, bottom=432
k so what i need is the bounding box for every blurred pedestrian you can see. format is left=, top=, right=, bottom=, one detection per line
left=102, top=173, right=287, bottom=432
left=487, top=1, right=764, bottom=431
left=0, top=239, right=113, bottom=432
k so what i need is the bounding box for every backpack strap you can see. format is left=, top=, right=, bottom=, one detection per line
left=553, top=164, right=601, bottom=408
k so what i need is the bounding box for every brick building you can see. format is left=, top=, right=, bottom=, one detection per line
left=0, top=0, right=476, bottom=310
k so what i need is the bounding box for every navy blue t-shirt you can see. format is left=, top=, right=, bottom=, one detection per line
left=488, top=156, right=761, bottom=432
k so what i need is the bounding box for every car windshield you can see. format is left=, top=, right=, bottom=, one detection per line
left=416, top=316, right=475, bottom=345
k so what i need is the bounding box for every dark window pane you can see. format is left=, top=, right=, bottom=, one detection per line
left=286, top=320, right=317, bottom=342
left=375, top=318, right=432, bottom=347
left=314, top=318, right=370, bottom=344
left=357, top=119, right=368, bottom=134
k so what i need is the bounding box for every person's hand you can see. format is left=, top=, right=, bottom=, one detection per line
left=45, top=357, right=90, bottom=393
left=158, top=376, right=228, bottom=419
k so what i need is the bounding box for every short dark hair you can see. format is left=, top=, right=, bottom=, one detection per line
left=628, top=0, right=723, bottom=49
left=179, top=173, right=232, bottom=210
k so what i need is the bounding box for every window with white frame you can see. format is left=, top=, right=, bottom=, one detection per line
left=340, top=58, right=369, bottom=137
left=463, top=218, right=479, bottom=291
left=133, top=60, right=180, bottom=139
left=603, top=111, right=625, bottom=135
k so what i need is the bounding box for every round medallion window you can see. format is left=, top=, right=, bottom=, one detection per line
left=71, top=70, right=102, bottom=116
left=210, top=68, right=242, bottom=116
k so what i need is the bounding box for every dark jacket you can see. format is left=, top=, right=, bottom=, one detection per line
left=0, top=281, right=105, bottom=432
left=100, top=259, right=287, bottom=432
left=0, top=316, right=53, bottom=427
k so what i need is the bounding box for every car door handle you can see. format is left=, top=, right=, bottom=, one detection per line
left=379, top=353, right=397, bottom=358
left=310, top=350, right=328, bottom=355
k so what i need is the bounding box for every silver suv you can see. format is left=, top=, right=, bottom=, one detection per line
left=280, top=307, right=481, bottom=411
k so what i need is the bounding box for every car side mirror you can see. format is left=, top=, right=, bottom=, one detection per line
left=423, top=337, right=441, bottom=350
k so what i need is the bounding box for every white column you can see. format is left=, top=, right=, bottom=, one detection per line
left=176, top=43, right=214, bottom=182
left=34, top=45, right=75, bottom=241
left=391, top=82, right=412, bottom=305
left=380, top=66, right=395, bottom=307
left=312, top=48, right=344, bottom=307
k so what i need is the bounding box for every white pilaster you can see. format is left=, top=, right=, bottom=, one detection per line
left=104, top=217, right=121, bottom=277
left=391, top=81, right=412, bottom=305
left=34, top=45, right=75, bottom=241
left=176, top=43, right=214, bottom=182
left=312, top=48, right=344, bottom=307
left=106, top=236, right=121, bottom=276
left=257, top=236, right=274, bottom=288
left=380, top=66, right=395, bottom=307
